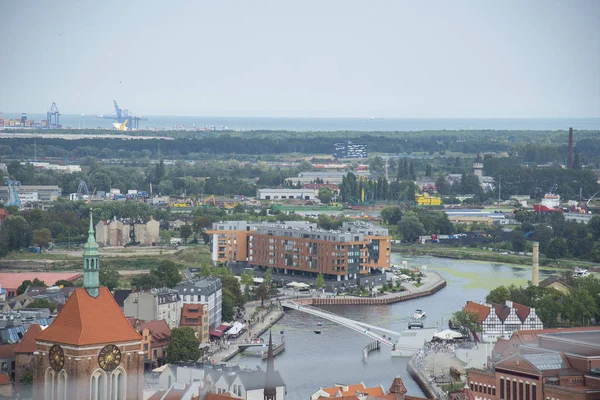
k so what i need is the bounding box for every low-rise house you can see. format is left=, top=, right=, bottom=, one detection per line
left=0, top=343, right=17, bottom=382
left=463, top=300, right=543, bottom=341
left=539, top=276, right=571, bottom=294
left=96, top=216, right=160, bottom=247
left=13, top=323, right=41, bottom=395
left=208, top=370, right=286, bottom=399
left=180, top=304, right=210, bottom=344
left=133, top=319, right=171, bottom=369
left=311, top=376, right=425, bottom=400
left=124, top=288, right=181, bottom=329
left=147, top=381, right=206, bottom=400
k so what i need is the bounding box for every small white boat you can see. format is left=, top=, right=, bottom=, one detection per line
left=573, top=268, right=590, bottom=278
left=413, top=309, right=426, bottom=320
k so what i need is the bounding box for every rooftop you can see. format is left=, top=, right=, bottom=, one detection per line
left=0, top=272, right=81, bottom=290
left=36, top=287, right=142, bottom=346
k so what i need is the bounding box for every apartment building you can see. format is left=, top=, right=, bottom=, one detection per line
left=208, top=221, right=391, bottom=281
left=175, top=278, right=222, bottom=330
left=123, top=288, right=181, bottom=329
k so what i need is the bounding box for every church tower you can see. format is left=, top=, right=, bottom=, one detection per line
left=33, top=211, right=144, bottom=400
left=83, top=211, right=100, bottom=297
left=264, top=331, right=276, bottom=400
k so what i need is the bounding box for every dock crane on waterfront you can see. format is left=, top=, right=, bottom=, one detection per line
left=97, top=100, right=144, bottom=130
left=46, top=102, right=60, bottom=129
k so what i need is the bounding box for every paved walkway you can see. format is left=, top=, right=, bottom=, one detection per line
left=204, top=301, right=285, bottom=364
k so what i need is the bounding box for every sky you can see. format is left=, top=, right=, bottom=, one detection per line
left=1, top=0, right=599, bottom=118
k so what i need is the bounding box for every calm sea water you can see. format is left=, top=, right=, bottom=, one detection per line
left=229, top=255, right=553, bottom=400
left=3, top=114, right=600, bottom=131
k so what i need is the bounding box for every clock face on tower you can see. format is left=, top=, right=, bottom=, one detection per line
left=98, top=344, right=121, bottom=372
left=49, top=345, right=65, bottom=372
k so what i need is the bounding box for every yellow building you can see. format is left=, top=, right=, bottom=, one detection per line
left=415, top=193, right=442, bottom=206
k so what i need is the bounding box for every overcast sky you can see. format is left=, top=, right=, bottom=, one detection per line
left=1, top=0, right=599, bottom=118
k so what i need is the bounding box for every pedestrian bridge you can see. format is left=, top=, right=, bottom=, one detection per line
left=281, top=300, right=436, bottom=355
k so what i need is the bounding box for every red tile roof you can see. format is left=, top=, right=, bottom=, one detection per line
left=205, top=394, right=234, bottom=400
left=0, top=344, right=17, bottom=359
left=147, top=385, right=191, bottom=400
left=0, top=373, right=9, bottom=385
left=511, top=302, right=531, bottom=322
left=0, top=272, right=81, bottom=290
left=463, top=301, right=490, bottom=323
left=36, top=287, right=142, bottom=346
left=320, top=383, right=385, bottom=398
left=140, top=320, right=171, bottom=347
left=15, top=324, right=42, bottom=354
left=181, top=304, right=205, bottom=326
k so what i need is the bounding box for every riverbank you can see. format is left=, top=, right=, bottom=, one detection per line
left=392, top=244, right=587, bottom=270
left=205, top=303, right=285, bottom=364
left=292, top=271, right=446, bottom=306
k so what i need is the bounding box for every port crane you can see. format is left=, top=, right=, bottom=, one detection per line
left=97, top=100, right=144, bottom=130
left=46, top=102, right=60, bottom=129
left=5, top=178, right=21, bottom=208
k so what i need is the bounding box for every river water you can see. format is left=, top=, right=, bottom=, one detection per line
left=229, top=255, right=554, bottom=399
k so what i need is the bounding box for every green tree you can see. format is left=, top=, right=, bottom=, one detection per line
left=198, top=263, right=212, bottom=277
left=381, top=206, right=403, bottom=225
left=221, top=288, right=236, bottom=321
left=435, top=175, right=451, bottom=195
left=166, top=327, right=201, bottom=363
left=536, top=290, right=564, bottom=328
left=241, top=270, right=254, bottom=287
left=318, top=187, right=334, bottom=204
left=450, top=310, right=482, bottom=336
left=159, top=230, right=172, bottom=244
left=398, top=213, right=425, bottom=242
left=545, top=237, right=568, bottom=260
left=20, top=368, right=33, bottom=384
left=511, top=229, right=526, bottom=252
left=153, top=260, right=182, bottom=288
left=17, top=278, right=46, bottom=295
left=33, top=228, right=53, bottom=248
left=180, top=224, right=192, bottom=243
left=563, top=287, right=598, bottom=326
left=486, top=286, right=510, bottom=304
left=54, top=280, right=74, bottom=287
left=255, top=284, right=269, bottom=306
left=27, top=298, right=57, bottom=310
left=131, top=274, right=161, bottom=290
left=263, top=268, right=273, bottom=287
left=99, top=268, right=120, bottom=291
left=316, top=273, right=325, bottom=290
left=425, top=164, right=432, bottom=177
left=589, top=215, right=600, bottom=241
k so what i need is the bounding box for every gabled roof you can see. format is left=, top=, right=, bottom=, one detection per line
left=15, top=323, right=42, bottom=354
left=180, top=304, right=205, bottom=326
left=389, top=376, right=407, bottom=394
left=495, top=353, right=540, bottom=374
left=140, top=320, right=171, bottom=346
left=113, top=289, right=132, bottom=307
left=463, top=301, right=490, bottom=323
left=489, top=303, right=510, bottom=321
left=0, top=344, right=17, bottom=360
left=36, top=287, right=142, bottom=346
left=511, top=302, right=532, bottom=322
left=237, top=370, right=285, bottom=390
left=539, top=276, right=570, bottom=289
left=320, top=382, right=385, bottom=398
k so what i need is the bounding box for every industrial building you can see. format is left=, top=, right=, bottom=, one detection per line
left=256, top=188, right=317, bottom=200
left=0, top=185, right=61, bottom=204
left=415, top=193, right=442, bottom=206
left=333, top=141, right=368, bottom=159
left=208, top=221, right=392, bottom=281
left=284, top=171, right=370, bottom=185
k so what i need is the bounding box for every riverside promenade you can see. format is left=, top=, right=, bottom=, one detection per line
left=293, top=271, right=446, bottom=306
left=205, top=271, right=446, bottom=364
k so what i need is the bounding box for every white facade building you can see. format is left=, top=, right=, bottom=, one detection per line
left=464, top=300, right=543, bottom=342
left=123, top=288, right=181, bottom=329
left=175, top=278, right=222, bottom=330
left=256, top=188, right=317, bottom=200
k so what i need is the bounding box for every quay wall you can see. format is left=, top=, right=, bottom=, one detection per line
left=292, top=277, right=446, bottom=306
left=407, top=354, right=441, bottom=399
left=363, top=340, right=381, bottom=359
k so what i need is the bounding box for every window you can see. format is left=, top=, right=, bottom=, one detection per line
left=525, top=383, right=530, bottom=400
left=57, top=370, right=67, bottom=400
left=90, top=370, right=107, bottom=400
left=519, top=382, right=523, bottom=400
left=110, top=368, right=127, bottom=400
left=44, top=368, right=55, bottom=400
left=506, top=379, right=511, bottom=400
left=500, top=378, right=505, bottom=399
left=532, top=384, right=536, bottom=400
left=512, top=380, right=517, bottom=400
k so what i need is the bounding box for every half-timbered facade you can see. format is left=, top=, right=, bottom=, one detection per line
left=464, top=300, right=543, bottom=342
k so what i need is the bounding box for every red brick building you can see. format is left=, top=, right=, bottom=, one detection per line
left=180, top=303, right=210, bottom=344
left=32, top=213, right=145, bottom=400
left=467, top=327, right=600, bottom=400
left=14, top=323, right=42, bottom=393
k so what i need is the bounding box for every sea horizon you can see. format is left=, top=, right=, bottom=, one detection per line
left=1, top=113, right=599, bottom=132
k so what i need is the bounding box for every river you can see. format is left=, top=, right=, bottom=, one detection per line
left=229, top=255, right=554, bottom=399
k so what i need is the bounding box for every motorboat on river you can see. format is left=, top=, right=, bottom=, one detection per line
left=413, top=309, right=426, bottom=319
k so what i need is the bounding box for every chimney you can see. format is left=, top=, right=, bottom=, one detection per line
left=567, top=127, right=574, bottom=168
left=532, top=242, right=540, bottom=286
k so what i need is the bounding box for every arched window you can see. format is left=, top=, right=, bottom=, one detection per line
left=91, top=369, right=107, bottom=400
left=44, top=368, right=55, bottom=400
left=110, top=368, right=127, bottom=400
left=57, top=370, right=67, bottom=400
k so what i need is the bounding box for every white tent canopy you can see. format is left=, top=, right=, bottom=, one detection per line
left=227, top=322, right=244, bottom=336
left=434, top=329, right=463, bottom=340
left=286, top=281, right=310, bottom=288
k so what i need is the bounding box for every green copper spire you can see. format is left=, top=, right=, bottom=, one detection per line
left=83, top=210, right=100, bottom=297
